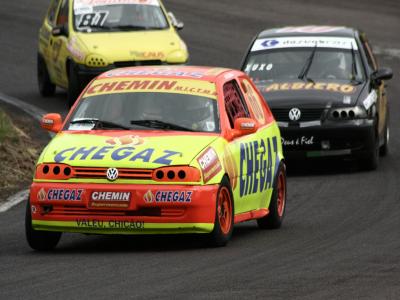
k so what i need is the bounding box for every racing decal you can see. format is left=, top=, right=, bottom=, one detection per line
left=106, top=135, right=144, bottom=146
left=54, top=146, right=180, bottom=165
left=74, top=0, right=159, bottom=10
left=197, top=147, right=222, bottom=183
left=84, top=78, right=217, bottom=99
left=37, top=188, right=84, bottom=201
left=130, top=51, right=165, bottom=60
left=105, top=68, right=205, bottom=79
left=143, top=190, right=193, bottom=203
left=223, top=147, right=238, bottom=190
left=251, top=37, right=358, bottom=52
left=76, top=219, right=145, bottom=229
left=67, top=37, right=86, bottom=61
left=76, top=11, right=109, bottom=29
left=239, top=137, right=278, bottom=197
left=343, top=95, right=352, bottom=104
left=90, top=191, right=131, bottom=208
left=263, top=82, right=356, bottom=94
left=363, top=90, right=377, bottom=110
left=282, top=136, right=315, bottom=146
left=92, top=191, right=130, bottom=201
left=276, top=26, right=345, bottom=34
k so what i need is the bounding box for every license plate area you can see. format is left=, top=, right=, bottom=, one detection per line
left=88, top=190, right=133, bottom=210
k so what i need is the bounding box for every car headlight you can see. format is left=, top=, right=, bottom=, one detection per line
left=328, top=106, right=368, bottom=120
left=166, top=49, right=188, bottom=64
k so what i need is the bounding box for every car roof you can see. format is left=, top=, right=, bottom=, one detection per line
left=257, top=26, right=357, bottom=39
left=98, top=66, right=236, bottom=82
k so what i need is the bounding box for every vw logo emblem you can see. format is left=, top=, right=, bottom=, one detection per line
left=106, top=168, right=119, bottom=181
left=288, top=108, right=301, bottom=121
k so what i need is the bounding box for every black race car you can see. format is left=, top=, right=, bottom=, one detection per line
left=241, top=26, right=393, bottom=169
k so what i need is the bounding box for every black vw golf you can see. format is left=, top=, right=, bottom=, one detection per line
left=241, top=26, right=393, bottom=169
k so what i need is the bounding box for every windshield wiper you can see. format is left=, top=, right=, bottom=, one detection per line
left=298, top=44, right=318, bottom=84
left=350, top=44, right=363, bottom=85
left=70, top=118, right=130, bottom=130
left=130, top=120, right=194, bottom=132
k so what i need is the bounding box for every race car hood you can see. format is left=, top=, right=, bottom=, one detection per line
left=76, top=30, right=187, bottom=63
left=38, top=132, right=218, bottom=168
left=255, top=80, right=366, bottom=108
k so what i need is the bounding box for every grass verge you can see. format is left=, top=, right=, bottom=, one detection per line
left=0, top=108, right=39, bottom=198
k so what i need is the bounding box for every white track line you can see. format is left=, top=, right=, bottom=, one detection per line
left=0, top=189, right=29, bottom=213
left=0, top=92, right=47, bottom=121
left=373, top=46, right=400, bottom=60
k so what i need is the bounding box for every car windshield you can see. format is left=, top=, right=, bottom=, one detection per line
left=244, top=48, right=365, bottom=84
left=73, top=0, right=168, bottom=32
left=66, top=92, right=220, bottom=133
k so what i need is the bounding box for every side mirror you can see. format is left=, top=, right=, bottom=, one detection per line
left=232, top=118, right=258, bottom=139
left=168, top=12, right=184, bottom=30
left=40, top=113, right=63, bottom=133
left=371, top=68, right=393, bottom=86
left=52, top=24, right=68, bottom=37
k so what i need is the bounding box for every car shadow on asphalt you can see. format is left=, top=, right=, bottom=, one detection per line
left=285, top=157, right=367, bottom=177
left=26, top=223, right=272, bottom=254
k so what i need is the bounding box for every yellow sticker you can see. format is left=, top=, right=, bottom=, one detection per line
left=264, top=82, right=355, bottom=94
left=84, top=78, right=217, bottom=99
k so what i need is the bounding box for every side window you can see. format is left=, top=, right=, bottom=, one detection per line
left=240, top=79, right=267, bottom=124
left=56, top=0, right=69, bottom=26
left=223, top=80, right=250, bottom=128
left=47, top=0, right=61, bottom=25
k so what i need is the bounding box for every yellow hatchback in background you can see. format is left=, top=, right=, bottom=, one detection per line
left=38, top=0, right=189, bottom=106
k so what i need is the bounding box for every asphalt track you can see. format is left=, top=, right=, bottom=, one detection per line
left=1, top=0, right=399, bottom=299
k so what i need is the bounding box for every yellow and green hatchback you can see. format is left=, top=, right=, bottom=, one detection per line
left=26, top=66, right=286, bottom=250
left=37, top=0, right=189, bottom=106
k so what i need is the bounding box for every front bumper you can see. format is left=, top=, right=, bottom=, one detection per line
left=279, top=119, right=375, bottom=159
left=30, top=182, right=218, bottom=235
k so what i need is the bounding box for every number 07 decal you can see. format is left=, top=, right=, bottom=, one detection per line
left=77, top=11, right=109, bottom=28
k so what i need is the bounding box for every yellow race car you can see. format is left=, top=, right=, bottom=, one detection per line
left=26, top=66, right=287, bottom=250
left=37, top=0, right=189, bottom=106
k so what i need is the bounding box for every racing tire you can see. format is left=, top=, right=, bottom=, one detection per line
left=37, top=54, right=56, bottom=97
left=361, top=132, right=379, bottom=171
left=67, top=62, right=81, bottom=108
left=25, top=200, right=61, bottom=251
left=208, top=177, right=234, bottom=247
left=257, top=162, right=287, bottom=229
left=379, top=114, right=389, bottom=156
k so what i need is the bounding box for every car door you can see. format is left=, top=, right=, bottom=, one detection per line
left=361, top=37, right=387, bottom=137
left=222, top=79, right=264, bottom=214
left=39, top=0, right=61, bottom=82
left=49, top=0, right=70, bottom=88
left=239, top=77, right=279, bottom=211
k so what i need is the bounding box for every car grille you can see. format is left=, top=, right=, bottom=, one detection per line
left=49, top=205, right=185, bottom=217
left=114, top=60, right=163, bottom=68
left=73, top=167, right=153, bottom=180
left=271, top=108, right=325, bottom=122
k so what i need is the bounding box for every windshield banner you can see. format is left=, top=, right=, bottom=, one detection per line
left=251, top=37, right=358, bottom=52
left=83, top=78, right=217, bottom=99
left=74, top=0, right=159, bottom=11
